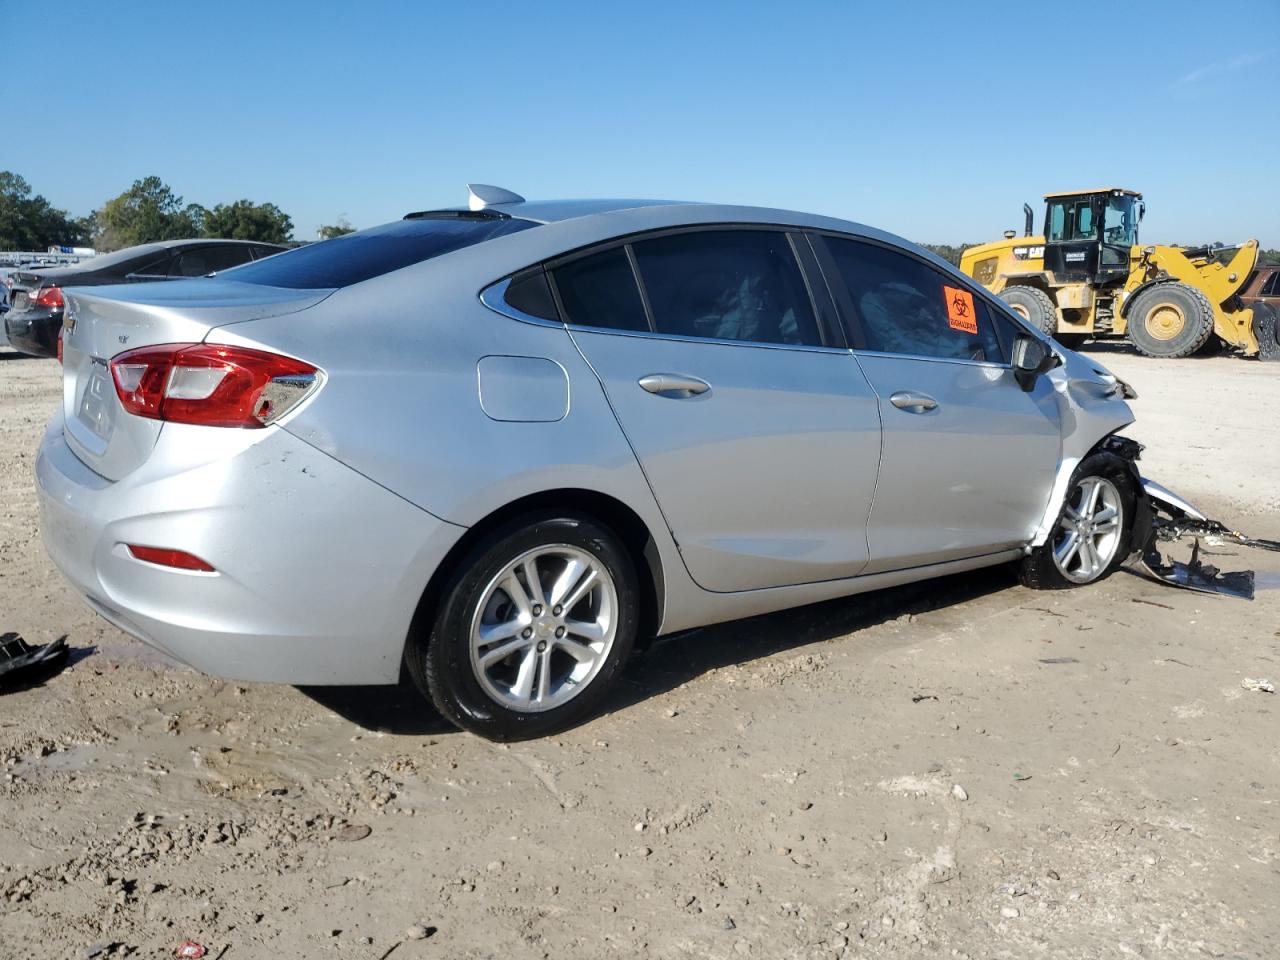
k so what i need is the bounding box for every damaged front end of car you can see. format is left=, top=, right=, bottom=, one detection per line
left=1104, top=437, right=1280, bottom=600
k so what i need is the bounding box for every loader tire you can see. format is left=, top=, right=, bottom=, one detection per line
left=1252, top=302, right=1280, bottom=362
left=1125, top=282, right=1215, bottom=358
left=1000, top=286, right=1059, bottom=336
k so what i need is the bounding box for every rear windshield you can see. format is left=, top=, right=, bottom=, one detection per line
left=223, top=216, right=538, bottom=289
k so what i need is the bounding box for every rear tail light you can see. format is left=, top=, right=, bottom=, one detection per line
left=109, top=343, right=322, bottom=428
left=126, top=545, right=215, bottom=572
left=31, top=285, right=64, bottom=308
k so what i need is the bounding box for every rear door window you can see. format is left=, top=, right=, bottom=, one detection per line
left=550, top=246, right=649, bottom=332
left=822, top=236, right=1004, bottom=363
left=224, top=215, right=537, bottom=289
left=631, top=230, right=821, bottom=346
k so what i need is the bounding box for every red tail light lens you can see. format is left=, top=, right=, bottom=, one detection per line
left=109, top=343, right=321, bottom=428
left=126, top=545, right=215, bottom=572
left=32, top=286, right=64, bottom=308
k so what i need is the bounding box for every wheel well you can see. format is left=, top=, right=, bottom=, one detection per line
left=406, top=489, right=666, bottom=663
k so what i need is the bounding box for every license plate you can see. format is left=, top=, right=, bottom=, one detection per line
left=78, top=361, right=116, bottom=441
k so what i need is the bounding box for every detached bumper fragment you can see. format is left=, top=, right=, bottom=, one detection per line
left=1139, top=479, right=1280, bottom=600
left=0, top=632, right=69, bottom=690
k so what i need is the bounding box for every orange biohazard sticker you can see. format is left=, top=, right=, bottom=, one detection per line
left=943, top=285, right=978, bottom=334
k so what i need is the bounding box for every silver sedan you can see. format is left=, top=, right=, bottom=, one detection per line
left=36, top=185, right=1139, bottom=740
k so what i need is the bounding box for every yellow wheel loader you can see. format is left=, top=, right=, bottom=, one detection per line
left=959, top=189, right=1277, bottom=360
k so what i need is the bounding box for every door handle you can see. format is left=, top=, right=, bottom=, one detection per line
left=889, top=391, right=938, bottom=412
left=638, top=373, right=711, bottom=398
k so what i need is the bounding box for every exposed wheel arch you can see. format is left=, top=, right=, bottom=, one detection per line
left=405, top=489, right=665, bottom=669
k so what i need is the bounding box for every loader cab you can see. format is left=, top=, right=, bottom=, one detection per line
left=1043, top=189, right=1143, bottom=285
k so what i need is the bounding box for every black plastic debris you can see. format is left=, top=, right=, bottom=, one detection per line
left=1141, top=514, right=1280, bottom=601
left=0, top=632, right=69, bottom=690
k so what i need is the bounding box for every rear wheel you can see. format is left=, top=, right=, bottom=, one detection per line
left=1125, top=282, right=1215, bottom=358
left=1018, top=452, right=1136, bottom=590
left=1000, top=286, right=1059, bottom=336
left=407, top=512, right=638, bottom=741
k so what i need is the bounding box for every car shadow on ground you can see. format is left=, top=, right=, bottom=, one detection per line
left=299, top=564, right=1018, bottom=736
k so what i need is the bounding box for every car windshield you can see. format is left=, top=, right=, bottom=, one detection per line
left=223, top=216, right=539, bottom=290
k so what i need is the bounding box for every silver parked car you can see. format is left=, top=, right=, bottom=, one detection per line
left=37, top=185, right=1141, bottom=740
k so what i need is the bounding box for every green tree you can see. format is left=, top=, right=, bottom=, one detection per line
left=92, top=176, right=204, bottom=251
left=0, top=171, right=88, bottom=250
left=318, top=216, right=355, bottom=240
left=202, top=199, right=293, bottom=244
left=1260, top=249, right=1280, bottom=266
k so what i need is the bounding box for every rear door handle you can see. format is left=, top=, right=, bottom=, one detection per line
left=638, top=373, right=711, bottom=398
left=889, top=391, right=938, bottom=412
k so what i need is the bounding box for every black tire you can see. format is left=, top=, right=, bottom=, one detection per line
left=1125, top=282, right=1215, bottom=358
left=1253, top=302, right=1280, bottom=362
left=1018, top=451, right=1137, bottom=590
left=1000, top=286, right=1059, bottom=336
left=407, top=512, right=639, bottom=741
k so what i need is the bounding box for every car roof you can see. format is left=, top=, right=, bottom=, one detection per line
left=390, top=188, right=960, bottom=288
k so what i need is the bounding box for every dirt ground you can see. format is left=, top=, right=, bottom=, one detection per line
left=1, top=346, right=1277, bottom=960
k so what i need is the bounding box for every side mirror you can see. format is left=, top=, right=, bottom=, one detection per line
left=1011, top=336, right=1061, bottom=391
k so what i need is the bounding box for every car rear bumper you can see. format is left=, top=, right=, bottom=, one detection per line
left=5, top=304, right=60, bottom=357
left=36, top=412, right=466, bottom=684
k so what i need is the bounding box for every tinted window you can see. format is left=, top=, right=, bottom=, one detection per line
left=128, top=255, right=172, bottom=279
left=551, top=246, right=648, bottom=332
left=251, top=245, right=284, bottom=260
left=74, top=244, right=169, bottom=275
left=631, top=230, right=820, bottom=346
left=225, top=216, right=537, bottom=289
left=825, top=237, right=1004, bottom=363
left=1263, top=272, right=1280, bottom=297
left=172, top=245, right=256, bottom=277
left=504, top=268, right=559, bottom=321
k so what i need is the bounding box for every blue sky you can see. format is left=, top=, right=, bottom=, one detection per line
left=6, top=0, right=1278, bottom=245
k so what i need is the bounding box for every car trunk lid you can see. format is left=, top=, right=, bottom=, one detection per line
left=61, top=279, right=333, bottom=480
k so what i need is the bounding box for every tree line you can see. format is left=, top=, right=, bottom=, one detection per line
left=0, top=172, right=353, bottom=252
left=3, top=171, right=1276, bottom=263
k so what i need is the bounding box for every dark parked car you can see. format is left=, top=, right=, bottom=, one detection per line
left=3, top=239, right=286, bottom=358
left=1240, top=263, right=1280, bottom=308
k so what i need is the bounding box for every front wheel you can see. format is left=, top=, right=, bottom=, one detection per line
left=1125, top=282, right=1215, bottom=358
left=1018, top=452, right=1136, bottom=590
left=408, top=513, right=639, bottom=741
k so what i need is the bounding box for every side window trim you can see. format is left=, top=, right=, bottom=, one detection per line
left=621, top=243, right=657, bottom=333
left=811, top=230, right=1024, bottom=367
left=789, top=231, right=847, bottom=350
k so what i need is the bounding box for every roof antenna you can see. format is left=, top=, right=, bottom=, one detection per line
left=467, top=184, right=525, bottom=210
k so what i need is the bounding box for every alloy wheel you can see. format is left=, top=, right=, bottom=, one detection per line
left=1052, top=476, right=1124, bottom=583
left=469, top=545, right=618, bottom=713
